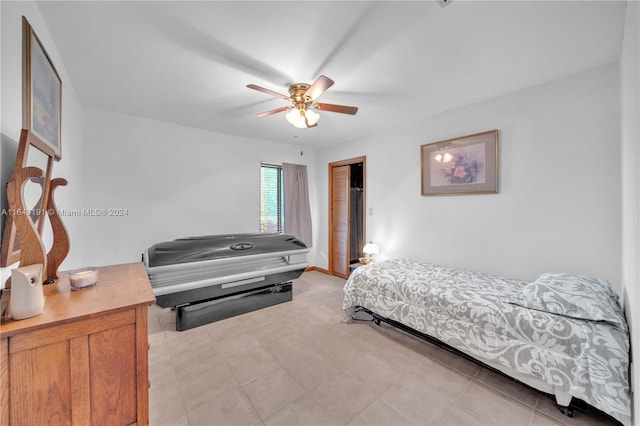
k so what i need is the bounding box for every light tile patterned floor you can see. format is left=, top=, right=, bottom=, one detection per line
left=148, top=271, right=621, bottom=426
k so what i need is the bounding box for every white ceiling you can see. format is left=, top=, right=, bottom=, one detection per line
left=36, top=1, right=626, bottom=148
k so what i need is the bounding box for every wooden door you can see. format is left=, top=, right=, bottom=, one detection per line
left=10, top=340, right=72, bottom=425
left=331, top=165, right=350, bottom=278
left=5, top=309, right=145, bottom=426
left=89, top=323, right=137, bottom=425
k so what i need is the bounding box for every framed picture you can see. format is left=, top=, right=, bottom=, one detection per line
left=22, top=16, right=62, bottom=160
left=421, top=129, right=498, bottom=195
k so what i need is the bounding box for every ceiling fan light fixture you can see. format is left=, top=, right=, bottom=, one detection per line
left=247, top=75, right=356, bottom=129
left=305, top=109, right=320, bottom=126
left=285, top=108, right=305, bottom=128
left=285, top=106, right=319, bottom=128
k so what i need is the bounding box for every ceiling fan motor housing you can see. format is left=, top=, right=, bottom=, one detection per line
left=288, top=83, right=312, bottom=110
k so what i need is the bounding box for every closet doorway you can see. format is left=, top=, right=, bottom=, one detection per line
left=329, top=156, right=366, bottom=278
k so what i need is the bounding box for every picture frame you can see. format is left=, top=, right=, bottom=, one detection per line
left=22, top=16, right=62, bottom=161
left=421, top=129, right=498, bottom=196
left=1, top=18, right=61, bottom=267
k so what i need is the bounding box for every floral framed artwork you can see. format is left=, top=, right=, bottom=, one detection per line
left=23, top=16, right=62, bottom=160
left=421, top=130, right=498, bottom=195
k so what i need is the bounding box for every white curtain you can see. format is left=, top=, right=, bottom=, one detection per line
left=283, top=163, right=313, bottom=247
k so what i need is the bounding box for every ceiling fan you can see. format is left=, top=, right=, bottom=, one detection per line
left=247, top=75, right=358, bottom=129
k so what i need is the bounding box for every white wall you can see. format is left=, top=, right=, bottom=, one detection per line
left=620, top=0, right=639, bottom=419
left=0, top=1, right=320, bottom=281
left=80, top=108, right=317, bottom=267
left=0, top=1, right=85, bottom=287
left=315, top=64, right=622, bottom=291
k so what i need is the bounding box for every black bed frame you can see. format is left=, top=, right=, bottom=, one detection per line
left=353, top=306, right=598, bottom=420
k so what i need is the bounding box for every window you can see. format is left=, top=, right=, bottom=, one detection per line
left=260, top=163, right=284, bottom=233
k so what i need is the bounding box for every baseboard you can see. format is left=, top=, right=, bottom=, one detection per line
left=304, top=266, right=330, bottom=275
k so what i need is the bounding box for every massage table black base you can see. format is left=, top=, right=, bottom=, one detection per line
left=175, top=282, right=292, bottom=331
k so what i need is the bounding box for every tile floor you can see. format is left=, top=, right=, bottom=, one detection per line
left=147, top=271, right=621, bottom=426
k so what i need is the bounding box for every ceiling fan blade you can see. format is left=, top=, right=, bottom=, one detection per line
left=304, top=75, right=334, bottom=101
left=314, top=102, right=358, bottom=115
left=247, top=84, right=289, bottom=100
left=256, top=106, right=290, bottom=118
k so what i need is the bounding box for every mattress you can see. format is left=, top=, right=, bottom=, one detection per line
left=343, top=258, right=631, bottom=425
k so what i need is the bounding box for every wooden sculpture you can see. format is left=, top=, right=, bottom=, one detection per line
left=45, top=178, right=70, bottom=281
left=5, top=167, right=48, bottom=276
left=1, top=129, right=70, bottom=284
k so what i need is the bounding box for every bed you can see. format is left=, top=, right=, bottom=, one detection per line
left=343, top=258, right=631, bottom=425
left=145, top=233, right=308, bottom=330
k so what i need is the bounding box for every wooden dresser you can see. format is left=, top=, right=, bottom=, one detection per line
left=0, top=262, right=155, bottom=426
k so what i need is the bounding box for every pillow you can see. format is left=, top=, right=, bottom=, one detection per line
left=506, top=272, right=623, bottom=326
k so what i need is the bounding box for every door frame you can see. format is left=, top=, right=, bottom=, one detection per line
left=328, top=156, right=366, bottom=277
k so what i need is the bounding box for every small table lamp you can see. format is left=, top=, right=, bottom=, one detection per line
left=362, top=242, right=379, bottom=264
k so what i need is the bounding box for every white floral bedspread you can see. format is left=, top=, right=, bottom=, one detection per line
left=343, top=258, right=630, bottom=425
